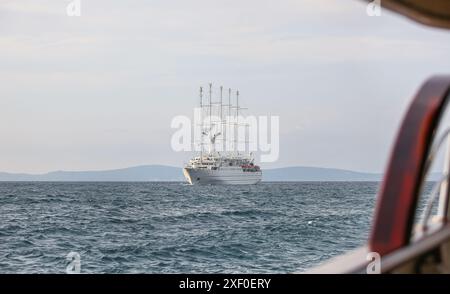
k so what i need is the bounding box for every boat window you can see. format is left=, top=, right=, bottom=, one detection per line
left=412, top=93, right=450, bottom=240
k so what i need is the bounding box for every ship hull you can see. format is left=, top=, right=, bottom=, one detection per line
left=183, top=167, right=262, bottom=185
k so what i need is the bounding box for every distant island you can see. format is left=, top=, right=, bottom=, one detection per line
left=0, top=165, right=386, bottom=182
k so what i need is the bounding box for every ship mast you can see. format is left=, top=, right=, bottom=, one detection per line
left=228, top=88, right=232, bottom=156
left=200, top=86, right=203, bottom=163
left=220, top=86, right=223, bottom=154
left=209, top=82, right=212, bottom=134
left=220, top=86, right=223, bottom=124
left=236, top=90, right=239, bottom=157
left=209, top=83, right=213, bottom=154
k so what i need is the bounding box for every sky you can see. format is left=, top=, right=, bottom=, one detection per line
left=1, top=0, right=450, bottom=174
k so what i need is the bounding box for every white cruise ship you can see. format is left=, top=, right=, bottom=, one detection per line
left=183, top=84, right=262, bottom=185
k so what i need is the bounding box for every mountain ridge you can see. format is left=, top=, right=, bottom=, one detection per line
left=0, top=165, right=385, bottom=182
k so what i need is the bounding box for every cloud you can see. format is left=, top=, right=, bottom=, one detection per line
left=1, top=0, right=450, bottom=173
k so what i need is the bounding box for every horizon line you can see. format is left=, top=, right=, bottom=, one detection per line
left=0, top=164, right=384, bottom=176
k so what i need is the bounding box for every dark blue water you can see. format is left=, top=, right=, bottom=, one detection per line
left=0, top=182, right=378, bottom=273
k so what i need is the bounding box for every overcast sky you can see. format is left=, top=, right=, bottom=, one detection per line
left=1, top=0, right=450, bottom=174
